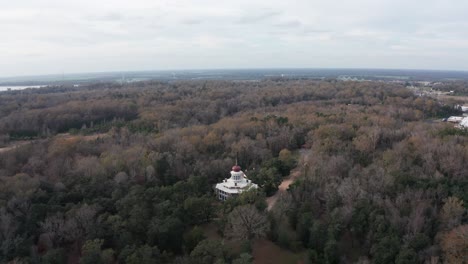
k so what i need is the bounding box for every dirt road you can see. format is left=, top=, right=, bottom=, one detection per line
left=0, top=141, right=31, bottom=153
left=266, top=149, right=309, bottom=211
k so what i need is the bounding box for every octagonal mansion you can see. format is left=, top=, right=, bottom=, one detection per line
left=215, top=164, right=258, bottom=201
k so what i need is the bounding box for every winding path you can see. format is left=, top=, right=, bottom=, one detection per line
left=266, top=149, right=309, bottom=211
left=0, top=141, right=33, bottom=153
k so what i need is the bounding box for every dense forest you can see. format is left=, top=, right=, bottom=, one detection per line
left=0, top=79, right=467, bottom=264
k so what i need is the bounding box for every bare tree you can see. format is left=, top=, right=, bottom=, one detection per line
left=41, top=204, right=97, bottom=245
left=114, top=171, right=129, bottom=184
left=0, top=208, right=21, bottom=257
left=145, top=165, right=156, bottom=182
left=66, top=204, right=97, bottom=242
left=440, top=197, right=465, bottom=230
left=40, top=213, right=66, bottom=246
left=441, top=225, right=468, bottom=264
left=74, top=156, right=104, bottom=178
left=225, top=205, right=269, bottom=240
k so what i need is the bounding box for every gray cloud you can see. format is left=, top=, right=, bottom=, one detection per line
left=181, top=18, right=203, bottom=25
left=237, top=9, right=282, bottom=24
left=1, top=0, right=468, bottom=77
left=273, top=20, right=302, bottom=28
left=88, top=12, right=125, bottom=22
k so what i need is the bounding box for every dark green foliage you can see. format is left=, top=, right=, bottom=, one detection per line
left=41, top=248, right=67, bottom=264
left=408, top=233, right=430, bottom=251
left=220, top=188, right=264, bottom=215
left=371, top=235, right=401, bottom=264
left=9, top=130, right=39, bottom=139
left=296, top=212, right=313, bottom=247
left=1, top=79, right=467, bottom=264
left=435, top=104, right=462, bottom=118
left=395, top=248, right=418, bottom=264
left=249, top=167, right=282, bottom=196
left=437, top=126, right=468, bottom=137
left=125, top=245, right=160, bottom=264
left=308, top=221, right=327, bottom=253
left=307, top=249, right=320, bottom=264
left=148, top=216, right=185, bottom=253
left=263, top=158, right=294, bottom=177
left=277, top=225, right=297, bottom=249
left=73, top=119, right=152, bottom=135
left=323, top=239, right=339, bottom=264
left=232, top=253, right=253, bottom=264
left=183, top=226, right=206, bottom=253
left=190, top=239, right=226, bottom=264
left=350, top=200, right=373, bottom=240
left=118, top=244, right=160, bottom=264
left=245, top=157, right=297, bottom=196
left=183, top=196, right=214, bottom=224
left=80, top=239, right=104, bottom=264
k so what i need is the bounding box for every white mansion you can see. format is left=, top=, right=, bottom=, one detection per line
left=215, top=164, right=258, bottom=201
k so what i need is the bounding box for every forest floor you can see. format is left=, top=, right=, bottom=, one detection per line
left=57, top=132, right=107, bottom=141
left=201, top=222, right=222, bottom=240
left=252, top=239, right=305, bottom=264
left=266, top=149, right=309, bottom=211
left=0, top=140, right=30, bottom=153
left=0, top=133, right=107, bottom=153
left=199, top=223, right=305, bottom=263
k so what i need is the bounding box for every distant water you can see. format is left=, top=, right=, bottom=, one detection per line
left=0, top=85, right=44, bottom=92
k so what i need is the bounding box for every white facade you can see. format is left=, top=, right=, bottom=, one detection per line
left=215, top=165, right=258, bottom=201
left=458, top=117, right=468, bottom=128
left=447, top=116, right=464, bottom=123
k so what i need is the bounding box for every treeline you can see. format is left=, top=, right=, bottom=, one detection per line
left=433, top=81, right=468, bottom=95
left=272, top=111, right=468, bottom=263
left=0, top=79, right=466, bottom=263
left=1, top=80, right=447, bottom=139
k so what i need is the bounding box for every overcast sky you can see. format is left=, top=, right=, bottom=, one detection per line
left=2, top=0, right=468, bottom=77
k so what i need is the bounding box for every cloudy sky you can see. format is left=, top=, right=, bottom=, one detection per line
left=2, top=0, right=468, bottom=77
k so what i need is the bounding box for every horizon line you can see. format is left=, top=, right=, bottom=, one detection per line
left=2, top=66, right=468, bottom=81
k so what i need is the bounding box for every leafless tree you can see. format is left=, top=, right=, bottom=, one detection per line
left=440, top=197, right=465, bottom=230
left=40, top=213, right=66, bottom=245
left=225, top=205, right=269, bottom=240
left=74, top=156, right=105, bottom=178
left=114, top=171, right=129, bottom=184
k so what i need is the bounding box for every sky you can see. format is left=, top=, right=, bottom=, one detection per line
left=1, top=0, right=468, bottom=77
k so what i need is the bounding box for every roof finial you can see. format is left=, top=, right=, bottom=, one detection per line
left=236, top=152, right=238, bottom=166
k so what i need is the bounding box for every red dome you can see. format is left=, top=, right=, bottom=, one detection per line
left=232, top=165, right=241, bottom=172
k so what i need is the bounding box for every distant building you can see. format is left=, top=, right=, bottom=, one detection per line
left=447, top=116, right=464, bottom=123
left=215, top=164, right=258, bottom=201
left=458, top=117, right=468, bottom=128
left=454, top=104, right=468, bottom=112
